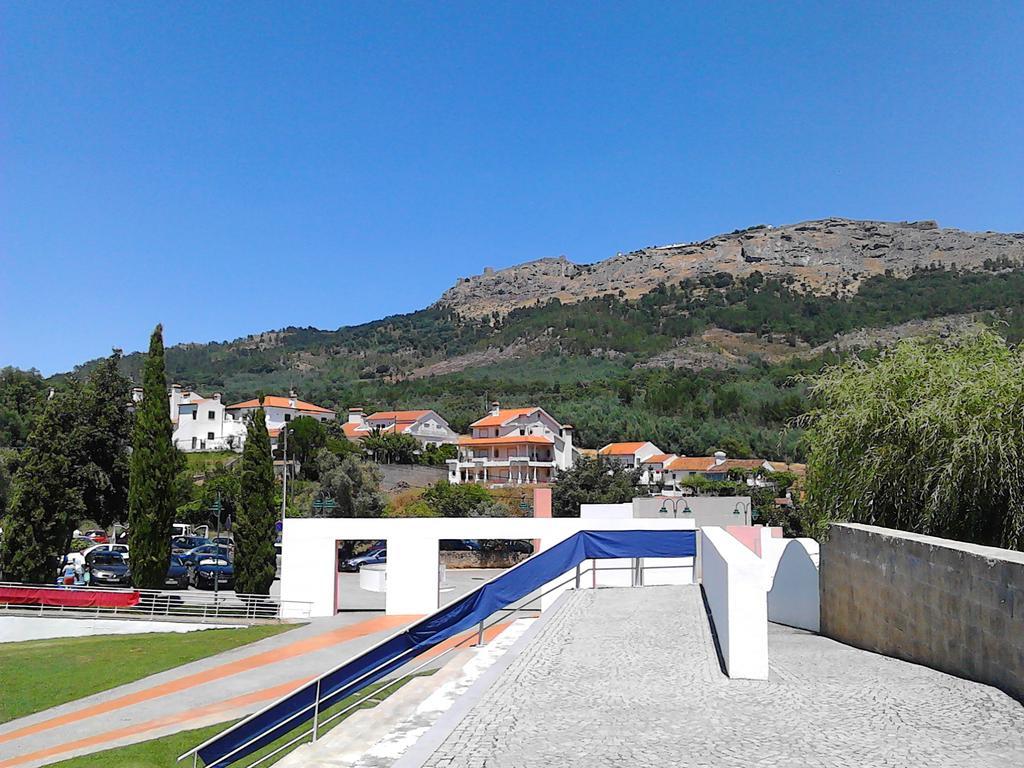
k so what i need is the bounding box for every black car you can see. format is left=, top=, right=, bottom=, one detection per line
left=171, top=535, right=212, bottom=554
left=189, top=556, right=234, bottom=590
left=164, top=555, right=189, bottom=589
left=86, top=551, right=131, bottom=586
left=179, top=544, right=232, bottom=568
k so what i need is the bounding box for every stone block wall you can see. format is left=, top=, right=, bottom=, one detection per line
left=820, top=523, right=1024, bottom=701
left=440, top=550, right=530, bottom=569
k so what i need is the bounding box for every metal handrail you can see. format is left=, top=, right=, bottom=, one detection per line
left=0, top=581, right=312, bottom=622
left=181, top=556, right=690, bottom=767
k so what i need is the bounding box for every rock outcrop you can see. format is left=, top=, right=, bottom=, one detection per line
left=437, top=218, right=1024, bottom=318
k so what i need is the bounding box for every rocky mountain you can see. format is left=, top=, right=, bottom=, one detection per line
left=437, top=218, right=1024, bottom=317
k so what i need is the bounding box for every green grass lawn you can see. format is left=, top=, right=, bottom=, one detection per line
left=0, top=624, right=296, bottom=724
left=49, top=675, right=429, bottom=767
left=184, top=451, right=239, bottom=472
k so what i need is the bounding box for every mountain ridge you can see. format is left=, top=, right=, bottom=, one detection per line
left=436, top=217, right=1024, bottom=318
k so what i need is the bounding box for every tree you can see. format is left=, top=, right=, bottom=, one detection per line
left=421, top=481, right=496, bottom=517
left=80, top=351, right=133, bottom=527
left=0, top=387, right=88, bottom=582
left=128, top=325, right=183, bottom=589
left=235, top=409, right=277, bottom=594
left=801, top=330, right=1024, bottom=549
left=315, top=449, right=386, bottom=517
left=177, top=465, right=240, bottom=528
left=361, top=428, right=419, bottom=464
left=281, top=416, right=327, bottom=476
left=0, top=367, right=48, bottom=448
left=552, top=457, right=642, bottom=518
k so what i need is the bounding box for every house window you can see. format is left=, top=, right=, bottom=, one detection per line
left=494, top=448, right=500, bottom=459
left=519, top=428, right=525, bottom=435
left=191, top=410, right=197, bottom=420
left=191, top=437, right=197, bottom=449
left=284, top=414, right=291, bottom=422
left=207, top=432, right=215, bottom=440
left=208, top=411, right=216, bottom=420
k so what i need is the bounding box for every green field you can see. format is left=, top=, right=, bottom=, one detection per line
left=0, top=624, right=296, bottom=724
left=49, top=674, right=428, bottom=767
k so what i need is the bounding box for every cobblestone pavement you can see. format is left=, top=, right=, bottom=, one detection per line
left=421, top=586, right=1024, bottom=768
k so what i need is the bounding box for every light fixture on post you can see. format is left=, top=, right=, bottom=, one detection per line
left=658, top=497, right=692, bottom=518
left=733, top=500, right=750, bottom=526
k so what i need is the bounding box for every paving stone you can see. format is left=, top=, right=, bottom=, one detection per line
left=420, top=586, right=1024, bottom=768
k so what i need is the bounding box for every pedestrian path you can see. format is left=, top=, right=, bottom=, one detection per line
left=0, top=612, right=414, bottom=768
left=418, top=586, right=1024, bottom=768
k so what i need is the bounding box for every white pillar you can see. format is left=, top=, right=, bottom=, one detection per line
left=386, top=535, right=440, bottom=615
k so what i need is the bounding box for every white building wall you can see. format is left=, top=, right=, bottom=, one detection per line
left=0, top=616, right=241, bottom=643
left=280, top=516, right=697, bottom=618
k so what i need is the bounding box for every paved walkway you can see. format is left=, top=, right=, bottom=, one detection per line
left=0, top=570, right=508, bottom=768
left=421, top=586, right=1024, bottom=768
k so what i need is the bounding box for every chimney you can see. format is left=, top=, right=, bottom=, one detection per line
left=288, top=388, right=297, bottom=408
left=171, top=383, right=182, bottom=393
left=348, top=407, right=365, bottom=426
left=714, top=450, right=727, bottom=465
left=489, top=401, right=501, bottom=417
left=212, top=393, right=221, bottom=402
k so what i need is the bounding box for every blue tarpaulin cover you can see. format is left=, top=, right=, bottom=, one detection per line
left=195, top=529, right=696, bottom=767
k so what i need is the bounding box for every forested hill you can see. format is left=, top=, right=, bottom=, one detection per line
left=61, top=250, right=1024, bottom=463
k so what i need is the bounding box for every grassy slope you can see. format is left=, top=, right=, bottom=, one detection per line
left=0, top=624, right=296, bottom=724
left=48, top=675, right=428, bottom=767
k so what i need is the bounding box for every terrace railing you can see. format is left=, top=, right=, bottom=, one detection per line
left=0, top=581, right=311, bottom=623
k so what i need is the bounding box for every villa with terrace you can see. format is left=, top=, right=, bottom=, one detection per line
left=342, top=407, right=459, bottom=447
left=447, top=402, right=578, bottom=485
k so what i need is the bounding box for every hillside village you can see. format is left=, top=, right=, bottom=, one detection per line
left=156, top=383, right=803, bottom=502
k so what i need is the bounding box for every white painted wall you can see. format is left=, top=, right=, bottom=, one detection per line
left=0, top=616, right=241, bottom=643
left=280, top=516, right=697, bottom=618
left=767, top=539, right=820, bottom=632
left=700, top=527, right=769, bottom=680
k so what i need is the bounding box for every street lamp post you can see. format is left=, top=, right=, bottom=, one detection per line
left=209, top=493, right=223, bottom=600
left=733, top=501, right=750, bottom=526
left=657, top=497, right=692, bottom=518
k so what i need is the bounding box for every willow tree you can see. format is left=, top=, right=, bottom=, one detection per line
left=801, top=329, right=1024, bottom=550
left=235, top=409, right=277, bottom=594
left=128, top=325, right=182, bottom=588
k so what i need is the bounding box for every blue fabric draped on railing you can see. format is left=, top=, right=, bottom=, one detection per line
left=192, top=529, right=696, bottom=767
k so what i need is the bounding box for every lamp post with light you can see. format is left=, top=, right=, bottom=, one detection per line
left=658, top=497, right=693, bottom=518
left=733, top=501, right=750, bottom=526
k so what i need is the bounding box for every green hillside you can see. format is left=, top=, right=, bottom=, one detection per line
left=12, top=264, right=1024, bottom=461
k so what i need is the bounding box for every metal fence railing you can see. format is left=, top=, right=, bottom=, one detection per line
left=0, top=581, right=312, bottom=623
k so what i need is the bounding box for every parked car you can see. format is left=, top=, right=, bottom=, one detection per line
left=82, top=529, right=109, bottom=544
left=66, top=543, right=129, bottom=567
left=440, top=539, right=481, bottom=551
left=189, top=556, right=234, bottom=590
left=179, top=544, right=232, bottom=567
left=85, top=551, right=131, bottom=586
left=164, top=555, right=189, bottom=589
left=340, top=548, right=387, bottom=572
left=212, top=536, right=234, bottom=549
left=171, top=535, right=212, bottom=554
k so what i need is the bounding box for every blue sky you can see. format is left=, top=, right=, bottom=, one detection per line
left=2, top=2, right=1023, bottom=374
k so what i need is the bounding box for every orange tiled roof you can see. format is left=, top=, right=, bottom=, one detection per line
left=642, top=453, right=675, bottom=465
left=459, top=435, right=554, bottom=447
left=711, top=459, right=768, bottom=473
left=226, top=396, right=335, bottom=415
left=342, top=422, right=366, bottom=438
left=470, top=408, right=539, bottom=427
left=598, top=442, right=649, bottom=456
left=368, top=410, right=431, bottom=422
left=665, top=456, right=718, bottom=471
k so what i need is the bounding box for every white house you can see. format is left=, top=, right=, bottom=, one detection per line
left=342, top=408, right=459, bottom=447
left=597, top=441, right=664, bottom=469
left=160, top=385, right=247, bottom=452
left=225, top=391, right=336, bottom=452
left=447, top=402, right=577, bottom=486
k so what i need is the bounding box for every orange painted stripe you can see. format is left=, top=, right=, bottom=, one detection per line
left=0, top=614, right=416, bottom=747
left=0, top=622, right=513, bottom=768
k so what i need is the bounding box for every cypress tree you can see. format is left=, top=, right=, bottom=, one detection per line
left=235, top=408, right=277, bottom=594
left=128, top=325, right=182, bottom=589
left=81, top=350, right=132, bottom=527
left=0, top=387, right=88, bottom=583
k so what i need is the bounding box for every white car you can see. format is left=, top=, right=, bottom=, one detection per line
left=66, top=543, right=129, bottom=567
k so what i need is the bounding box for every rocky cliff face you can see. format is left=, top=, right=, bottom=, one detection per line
left=436, top=218, right=1024, bottom=317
